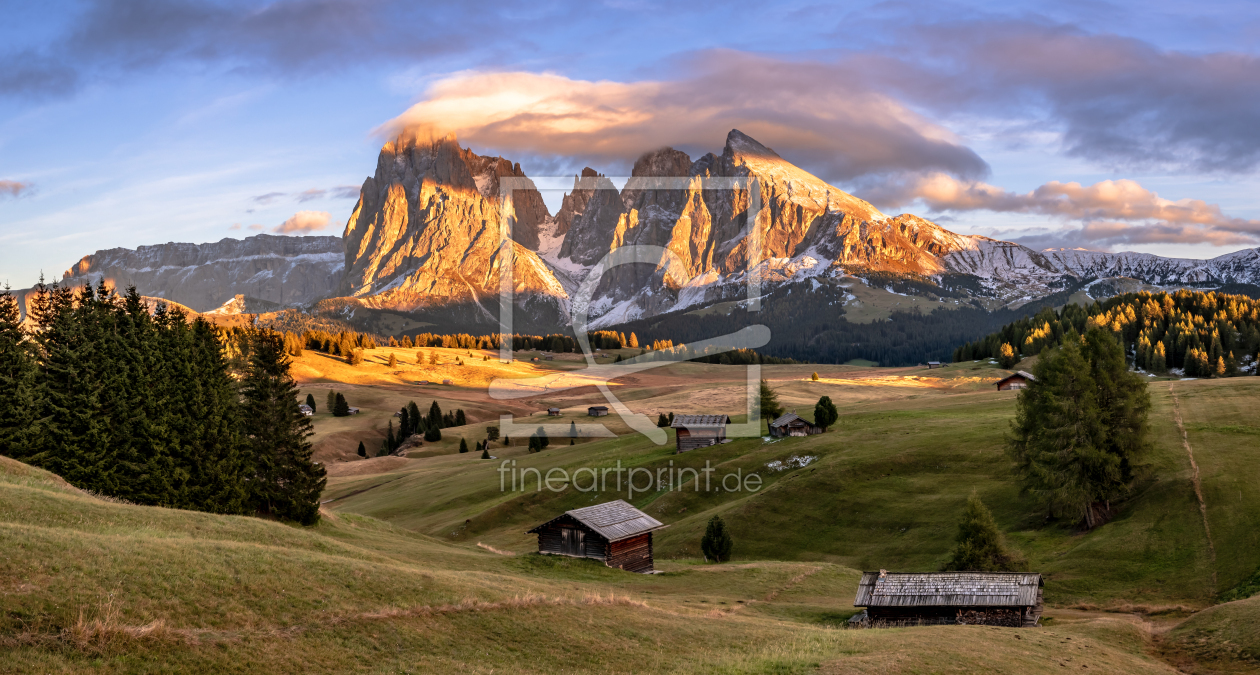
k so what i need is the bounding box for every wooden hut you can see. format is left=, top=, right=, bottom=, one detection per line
left=547, top=407, right=561, bottom=416
left=927, top=361, right=942, bottom=369
left=768, top=412, right=821, bottom=438
left=853, top=571, right=1043, bottom=627
left=670, top=414, right=731, bottom=453
left=527, top=500, right=667, bottom=573
left=996, top=371, right=1036, bottom=391
left=588, top=406, right=609, bottom=417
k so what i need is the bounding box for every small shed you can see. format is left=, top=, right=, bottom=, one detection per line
left=670, top=414, right=731, bottom=453
left=768, top=412, right=821, bottom=438
left=547, top=407, right=561, bottom=416
left=527, top=500, right=667, bottom=573
left=996, top=371, right=1036, bottom=391
left=927, top=361, right=942, bottom=369
left=347, top=407, right=360, bottom=415
left=442, top=379, right=453, bottom=385
left=853, top=571, right=1043, bottom=627
left=298, top=404, right=314, bottom=417
left=588, top=406, right=609, bottom=417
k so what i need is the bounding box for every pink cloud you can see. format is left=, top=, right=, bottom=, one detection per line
left=273, top=210, right=331, bottom=234
left=0, top=180, right=33, bottom=198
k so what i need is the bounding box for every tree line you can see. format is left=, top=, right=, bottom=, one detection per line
left=380, top=399, right=467, bottom=455
left=954, top=289, right=1260, bottom=377
left=0, top=282, right=325, bottom=525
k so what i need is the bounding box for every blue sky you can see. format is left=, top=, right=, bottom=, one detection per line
left=3, top=0, right=1260, bottom=288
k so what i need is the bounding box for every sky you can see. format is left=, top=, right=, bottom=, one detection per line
left=3, top=0, right=1260, bottom=288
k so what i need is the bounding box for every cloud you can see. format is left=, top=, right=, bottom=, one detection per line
left=251, top=191, right=286, bottom=204
left=0, top=180, right=33, bottom=199
left=296, top=188, right=326, bottom=202
left=869, top=173, right=1260, bottom=247
left=329, top=185, right=361, bottom=199
left=274, top=210, right=331, bottom=234
left=380, top=53, right=989, bottom=183
left=857, top=19, right=1260, bottom=173
left=228, top=223, right=241, bottom=230
left=247, top=224, right=264, bottom=231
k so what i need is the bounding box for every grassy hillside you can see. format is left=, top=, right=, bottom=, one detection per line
left=0, top=453, right=1184, bottom=673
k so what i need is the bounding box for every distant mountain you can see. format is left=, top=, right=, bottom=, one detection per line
left=48, top=129, right=1260, bottom=361
left=60, top=234, right=343, bottom=313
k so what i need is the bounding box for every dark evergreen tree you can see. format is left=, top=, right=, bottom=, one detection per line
left=326, top=389, right=337, bottom=413
left=486, top=425, right=500, bottom=442
left=657, top=413, right=669, bottom=427
left=813, top=396, right=838, bottom=431
left=424, top=427, right=442, bottom=442
left=455, top=409, right=466, bottom=426
left=0, top=286, right=36, bottom=458
left=759, top=379, right=784, bottom=424
left=528, top=435, right=539, bottom=452
left=357, top=441, right=366, bottom=458
left=569, top=421, right=577, bottom=439
left=700, top=515, right=733, bottom=563
left=459, top=438, right=469, bottom=453
left=305, top=393, right=317, bottom=413
left=428, top=400, right=443, bottom=429
left=481, top=446, right=490, bottom=459
left=398, top=407, right=411, bottom=439
left=386, top=420, right=397, bottom=452
left=943, top=492, right=1021, bottom=572
left=408, top=401, right=422, bottom=433
left=536, top=426, right=549, bottom=449
left=239, top=328, right=326, bottom=525
left=333, top=392, right=350, bottom=417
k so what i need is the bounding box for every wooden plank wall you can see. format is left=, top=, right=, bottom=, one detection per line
left=606, top=533, right=654, bottom=573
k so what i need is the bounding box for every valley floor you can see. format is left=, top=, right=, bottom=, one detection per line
left=4, top=352, right=1260, bottom=673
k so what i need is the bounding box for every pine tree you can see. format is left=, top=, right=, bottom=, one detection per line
left=528, top=435, right=539, bottom=452
left=327, top=389, right=337, bottom=412
left=386, top=420, right=397, bottom=452
left=759, top=379, right=784, bottom=424
left=239, top=328, right=325, bottom=525
left=814, top=396, right=838, bottom=431
left=657, top=413, right=669, bottom=427
left=455, top=409, right=466, bottom=426
left=0, top=286, right=36, bottom=458
left=481, top=446, right=491, bottom=459
left=429, top=400, right=443, bottom=428
left=459, top=438, right=469, bottom=453
left=408, top=401, right=422, bottom=433
left=629, top=332, right=639, bottom=348
left=569, top=421, right=577, bottom=438
left=486, top=425, right=499, bottom=442
left=424, top=427, right=442, bottom=442
left=357, top=441, right=366, bottom=458
left=536, top=426, right=549, bottom=448
left=333, top=393, right=350, bottom=417
left=943, top=492, right=1021, bottom=571
left=388, top=353, right=398, bottom=368
left=700, top=515, right=733, bottom=563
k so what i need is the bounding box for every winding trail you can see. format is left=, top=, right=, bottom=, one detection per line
left=1170, top=383, right=1218, bottom=591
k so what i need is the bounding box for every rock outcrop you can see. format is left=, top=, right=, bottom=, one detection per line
left=339, top=133, right=566, bottom=324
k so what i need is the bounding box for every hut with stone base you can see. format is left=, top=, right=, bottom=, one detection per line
left=853, top=571, right=1043, bottom=627
left=527, top=500, right=667, bottom=573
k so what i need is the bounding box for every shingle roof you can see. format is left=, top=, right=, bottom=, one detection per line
left=854, top=572, right=1042, bottom=608
left=527, top=500, right=667, bottom=542
left=671, top=414, right=731, bottom=428
left=769, top=412, right=809, bottom=428
left=996, top=371, right=1037, bottom=385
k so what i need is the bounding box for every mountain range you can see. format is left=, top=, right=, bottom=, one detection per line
left=46, top=129, right=1260, bottom=362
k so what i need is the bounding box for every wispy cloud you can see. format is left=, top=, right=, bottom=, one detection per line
left=0, top=180, right=34, bottom=199
left=251, top=191, right=286, bottom=204
left=273, top=210, right=330, bottom=234
left=380, top=54, right=989, bottom=183
left=296, top=188, right=326, bottom=202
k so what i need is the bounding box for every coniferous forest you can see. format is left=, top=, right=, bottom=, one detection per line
left=0, top=282, right=325, bottom=525
left=955, top=290, right=1260, bottom=377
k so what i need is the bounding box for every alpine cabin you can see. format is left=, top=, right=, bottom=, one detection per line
left=587, top=406, right=609, bottom=417
left=853, top=571, right=1044, bottom=627
left=670, top=414, right=731, bottom=453
left=768, top=412, right=821, bottom=438
left=996, top=371, right=1036, bottom=391
left=527, top=500, right=667, bottom=573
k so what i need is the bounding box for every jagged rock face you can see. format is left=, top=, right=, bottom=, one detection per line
left=60, top=234, right=343, bottom=312
left=556, top=170, right=626, bottom=266
left=340, top=133, right=564, bottom=317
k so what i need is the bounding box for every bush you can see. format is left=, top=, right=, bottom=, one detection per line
left=814, top=396, right=838, bottom=431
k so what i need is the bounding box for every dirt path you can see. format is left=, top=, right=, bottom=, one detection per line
left=1170, top=383, right=1218, bottom=591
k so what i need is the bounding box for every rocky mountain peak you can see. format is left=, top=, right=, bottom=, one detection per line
left=724, top=128, right=779, bottom=159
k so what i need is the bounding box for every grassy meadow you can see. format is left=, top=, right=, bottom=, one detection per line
left=4, top=349, right=1260, bottom=672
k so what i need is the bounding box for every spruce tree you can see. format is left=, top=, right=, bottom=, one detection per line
left=813, top=396, right=838, bottom=431
left=486, top=425, right=499, bottom=442
left=481, top=446, right=490, bottom=459
left=943, top=492, right=1020, bottom=571
left=570, top=421, right=577, bottom=439
left=459, top=438, right=468, bottom=453
left=327, top=389, right=337, bottom=412
left=455, top=409, right=466, bottom=426
left=700, top=515, right=733, bottom=563
left=657, top=413, right=669, bottom=427
left=429, top=400, right=443, bottom=428
left=305, top=393, right=317, bottom=414
left=239, top=328, right=326, bottom=526
left=357, top=441, right=366, bottom=458
left=408, top=401, right=422, bottom=433
left=536, top=426, right=549, bottom=448
left=333, top=393, right=350, bottom=417
left=386, top=420, right=397, bottom=452
left=0, top=286, right=36, bottom=458
left=388, top=353, right=397, bottom=368
left=759, top=379, right=784, bottom=424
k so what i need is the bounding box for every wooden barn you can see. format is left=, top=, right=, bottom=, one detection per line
left=996, top=371, right=1036, bottom=391
left=670, top=414, right=731, bottom=453
left=527, top=500, right=667, bottom=573
left=768, top=412, right=822, bottom=438
left=588, top=406, right=609, bottom=417
left=927, top=361, right=942, bottom=369
left=547, top=407, right=561, bottom=416
left=853, top=571, right=1043, bottom=627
